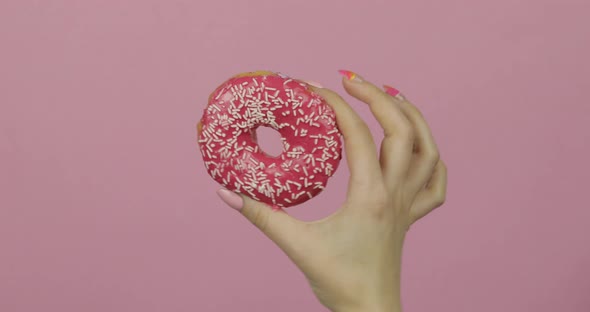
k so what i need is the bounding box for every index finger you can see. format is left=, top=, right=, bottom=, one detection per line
left=311, top=86, right=381, bottom=186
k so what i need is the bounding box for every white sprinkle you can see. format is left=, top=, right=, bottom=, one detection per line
left=294, top=191, right=305, bottom=199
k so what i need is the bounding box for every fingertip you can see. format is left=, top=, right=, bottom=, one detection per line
left=338, top=69, right=363, bottom=82
left=336, top=72, right=386, bottom=103
left=216, top=188, right=244, bottom=211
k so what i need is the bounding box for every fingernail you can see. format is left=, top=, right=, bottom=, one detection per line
left=338, top=69, right=363, bottom=82
left=383, top=84, right=405, bottom=100
left=216, top=189, right=243, bottom=211
left=302, top=80, right=324, bottom=88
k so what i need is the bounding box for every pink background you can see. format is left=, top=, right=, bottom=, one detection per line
left=1, top=0, right=589, bottom=311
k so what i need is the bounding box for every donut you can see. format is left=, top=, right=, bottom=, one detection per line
left=197, top=71, right=342, bottom=208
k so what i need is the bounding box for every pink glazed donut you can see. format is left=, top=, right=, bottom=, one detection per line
left=197, top=71, right=342, bottom=208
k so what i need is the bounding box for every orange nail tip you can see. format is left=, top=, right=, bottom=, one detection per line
left=338, top=69, right=357, bottom=80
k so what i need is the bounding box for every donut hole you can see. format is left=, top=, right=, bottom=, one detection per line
left=254, top=126, right=283, bottom=157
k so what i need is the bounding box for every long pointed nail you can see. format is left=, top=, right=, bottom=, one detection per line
left=383, top=84, right=405, bottom=100
left=216, top=189, right=243, bottom=211
left=338, top=70, right=363, bottom=82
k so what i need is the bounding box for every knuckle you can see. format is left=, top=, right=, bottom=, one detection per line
left=248, top=208, right=270, bottom=233
left=424, top=149, right=440, bottom=166
left=409, top=105, right=425, bottom=119
left=397, top=123, right=414, bottom=141
left=372, top=193, right=389, bottom=208
left=369, top=185, right=390, bottom=208
left=440, top=161, right=448, bottom=172
left=437, top=161, right=448, bottom=177
left=351, top=117, right=369, bottom=131
left=433, top=191, right=446, bottom=207
left=367, top=195, right=390, bottom=219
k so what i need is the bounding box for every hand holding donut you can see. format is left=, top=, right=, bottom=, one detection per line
left=207, top=71, right=447, bottom=312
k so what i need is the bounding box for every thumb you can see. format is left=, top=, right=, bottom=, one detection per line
left=216, top=189, right=304, bottom=248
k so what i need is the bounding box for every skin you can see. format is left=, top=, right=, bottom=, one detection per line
left=231, top=74, right=447, bottom=312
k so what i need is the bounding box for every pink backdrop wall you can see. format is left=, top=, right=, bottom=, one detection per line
left=1, top=0, right=589, bottom=311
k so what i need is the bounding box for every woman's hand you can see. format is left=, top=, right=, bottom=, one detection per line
left=216, top=71, right=447, bottom=312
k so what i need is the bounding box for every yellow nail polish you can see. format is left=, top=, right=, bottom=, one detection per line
left=338, top=69, right=362, bottom=82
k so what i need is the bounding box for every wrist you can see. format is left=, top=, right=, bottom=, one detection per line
left=333, top=296, right=402, bottom=312
left=336, top=304, right=402, bottom=312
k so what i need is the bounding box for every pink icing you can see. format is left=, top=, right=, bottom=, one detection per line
left=198, top=73, right=342, bottom=208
